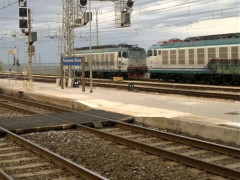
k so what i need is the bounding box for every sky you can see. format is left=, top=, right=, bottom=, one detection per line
left=0, top=0, right=239, bottom=64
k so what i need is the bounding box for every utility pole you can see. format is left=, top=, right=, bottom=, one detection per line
left=82, top=57, right=85, bottom=92
left=89, top=0, right=93, bottom=93
left=28, top=8, right=33, bottom=88
left=15, top=46, right=17, bottom=83
left=96, top=8, right=99, bottom=46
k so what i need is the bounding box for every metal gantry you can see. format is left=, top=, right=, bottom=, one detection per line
left=61, top=0, right=134, bottom=89
left=62, top=0, right=75, bottom=83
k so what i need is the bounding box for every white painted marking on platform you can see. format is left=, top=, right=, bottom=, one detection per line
left=218, top=122, right=240, bottom=129
left=181, top=102, right=201, bottom=105
left=75, top=100, right=100, bottom=109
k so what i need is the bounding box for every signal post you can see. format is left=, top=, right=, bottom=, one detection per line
left=18, top=0, right=37, bottom=89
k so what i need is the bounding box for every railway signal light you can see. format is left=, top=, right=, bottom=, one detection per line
left=126, top=0, right=134, bottom=8
left=80, top=0, right=87, bottom=7
left=19, top=19, right=28, bottom=29
left=18, top=0, right=28, bottom=29
left=19, top=7, right=28, bottom=17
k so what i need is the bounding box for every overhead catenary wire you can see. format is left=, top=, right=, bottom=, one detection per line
left=0, top=0, right=239, bottom=63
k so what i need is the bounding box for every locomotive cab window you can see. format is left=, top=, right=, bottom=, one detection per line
left=118, top=52, right=122, bottom=57
left=147, top=50, right=153, bottom=56
left=128, top=50, right=138, bottom=58
left=128, top=48, right=146, bottom=59
left=154, top=50, right=157, bottom=56
left=122, top=52, right=127, bottom=58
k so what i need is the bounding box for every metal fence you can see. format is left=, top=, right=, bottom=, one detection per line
left=2, top=63, right=60, bottom=75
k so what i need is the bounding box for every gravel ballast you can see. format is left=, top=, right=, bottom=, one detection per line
left=0, top=107, right=27, bottom=118
left=22, top=130, right=222, bottom=180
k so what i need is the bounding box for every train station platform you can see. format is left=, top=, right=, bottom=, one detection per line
left=0, top=79, right=239, bottom=146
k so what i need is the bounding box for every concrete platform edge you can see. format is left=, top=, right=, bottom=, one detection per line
left=1, top=87, right=239, bottom=146
left=135, top=117, right=240, bottom=146
left=0, top=88, right=92, bottom=111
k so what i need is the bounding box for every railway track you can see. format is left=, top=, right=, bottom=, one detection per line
left=0, top=73, right=239, bottom=100
left=0, top=93, right=239, bottom=179
left=0, top=94, right=71, bottom=115
left=0, top=127, right=106, bottom=180
left=76, top=121, right=240, bottom=180
left=89, top=81, right=240, bottom=100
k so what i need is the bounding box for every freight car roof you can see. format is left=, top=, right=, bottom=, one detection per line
left=149, top=37, right=240, bottom=50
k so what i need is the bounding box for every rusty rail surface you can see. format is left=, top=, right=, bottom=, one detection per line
left=0, top=168, right=13, bottom=180
left=0, top=127, right=107, bottom=180
left=0, top=101, right=37, bottom=115
left=114, top=121, right=240, bottom=157
left=0, top=94, right=71, bottom=113
left=88, top=82, right=240, bottom=100
left=0, top=73, right=239, bottom=93
left=76, top=124, right=240, bottom=180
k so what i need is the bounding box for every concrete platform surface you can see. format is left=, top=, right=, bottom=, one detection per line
left=0, top=79, right=239, bottom=145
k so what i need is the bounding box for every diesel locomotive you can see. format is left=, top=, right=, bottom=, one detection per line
left=75, top=44, right=148, bottom=79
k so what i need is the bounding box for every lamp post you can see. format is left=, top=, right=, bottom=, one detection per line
left=89, top=0, right=93, bottom=93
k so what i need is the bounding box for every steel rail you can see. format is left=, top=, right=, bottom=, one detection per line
left=0, top=94, right=71, bottom=113
left=0, top=127, right=108, bottom=180
left=0, top=74, right=239, bottom=100
left=90, top=78, right=240, bottom=93
left=0, top=73, right=239, bottom=92
left=76, top=124, right=240, bottom=180
left=113, top=121, right=240, bottom=157
left=0, top=168, right=13, bottom=180
left=88, top=82, right=240, bottom=100
left=0, top=102, right=37, bottom=115
left=0, top=96, right=238, bottom=179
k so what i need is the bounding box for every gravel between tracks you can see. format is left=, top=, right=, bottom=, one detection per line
left=0, top=138, right=80, bottom=180
left=22, top=130, right=224, bottom=180
left=0, top=107, right=28, bottom=118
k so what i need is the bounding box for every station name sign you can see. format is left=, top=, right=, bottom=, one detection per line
left=63, top=57, right=82, bottom=66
